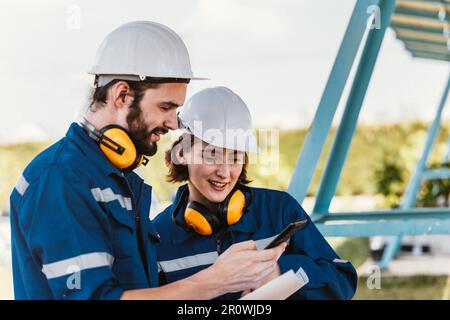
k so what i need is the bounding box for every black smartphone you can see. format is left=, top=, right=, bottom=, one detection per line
left=264, top=219, right=308, bottom=249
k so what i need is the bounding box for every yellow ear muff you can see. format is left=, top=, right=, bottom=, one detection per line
left=182, top=187, right=248, bottom=236
left=225, top=189, right=246, bottom=225
left=100, top=127, right=138, bottom=170
left=184, top=207, right=213, bottom=236
left=80, top=119, right=148, bottom=171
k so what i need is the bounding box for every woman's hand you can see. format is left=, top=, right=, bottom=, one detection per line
left=204, top=240, right=287, bottom=296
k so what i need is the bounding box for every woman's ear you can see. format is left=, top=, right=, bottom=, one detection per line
left=172, top=144, right=187, bottom=165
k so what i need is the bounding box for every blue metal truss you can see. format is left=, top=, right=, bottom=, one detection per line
left=287, top=0, right=450, bottom=269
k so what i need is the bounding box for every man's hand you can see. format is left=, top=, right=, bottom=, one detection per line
left=240, top=263, right=282, bottom=298
left=203, top=240, right=287, bottom=296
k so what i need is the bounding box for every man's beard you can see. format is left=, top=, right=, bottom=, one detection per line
left=126, top=100, right=168, bottom=157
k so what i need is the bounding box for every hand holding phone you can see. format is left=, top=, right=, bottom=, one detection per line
left=264, top=219, right=308, bottom=249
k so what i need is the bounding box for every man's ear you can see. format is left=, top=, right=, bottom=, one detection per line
left=110, top=81, right=133, bottom=109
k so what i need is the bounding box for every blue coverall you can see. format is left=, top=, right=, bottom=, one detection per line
left=10, top=123, right=160, bottom=299
left=154, top=184, right=358, bottom=300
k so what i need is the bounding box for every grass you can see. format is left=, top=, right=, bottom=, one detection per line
left=333, top=237, right=371, bottom=269
left=329, top=237, right=450, bottom=300
left=355, top=275, right=449, bottom=300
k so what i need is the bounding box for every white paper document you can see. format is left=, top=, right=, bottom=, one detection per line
left=240, top=269, right=308, bottom=300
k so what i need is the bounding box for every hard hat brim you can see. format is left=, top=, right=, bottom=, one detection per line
left=184, top=128, right=260, bottom=154
left=190, top=76, right=210, bottom=80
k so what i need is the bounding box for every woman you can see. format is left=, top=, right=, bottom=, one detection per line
left=153, top=86, right=357, bottom=299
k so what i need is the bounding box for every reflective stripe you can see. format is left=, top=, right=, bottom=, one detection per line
left=41, top=252, right=114, bottom=280
left=91, top=187, right=132, bottom=211
left=159, top=235, right=280, bottom=273
left=159, top=251, right=218, bottom=273
left=295, top=267, right=309, bottom=285
left=15, top=175, right=29, bottom=196
left=333, top=258, right=349, bottom=264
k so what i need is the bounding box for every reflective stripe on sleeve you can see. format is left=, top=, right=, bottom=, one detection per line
left=41, top=252, right=114, bottom=280
left=15, top=175, right=30, bottom=196
left=295, top=267, right=310, bottom=285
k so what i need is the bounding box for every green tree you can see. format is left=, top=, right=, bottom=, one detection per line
left=374, top=156, right=405, bottom=208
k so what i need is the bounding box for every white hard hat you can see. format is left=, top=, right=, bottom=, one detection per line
left=179, top=87, right=259, bottom=153
left=89, top=21, right=206, bottom=86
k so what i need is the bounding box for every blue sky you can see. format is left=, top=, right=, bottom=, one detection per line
left=0, top=0, right=449, bottom=143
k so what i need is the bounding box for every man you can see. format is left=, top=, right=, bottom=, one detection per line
left=10, top=21, right=285, bottom=300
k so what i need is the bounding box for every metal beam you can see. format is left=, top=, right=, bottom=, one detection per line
left=392, top=23, right=444, bottom=34
left=380, top=73, right=450, bottom=268
left=391, top=13, right=446, bottom=31
left=409, top=48, right=450, bottom=56
left=394, top=7, right=450, bottom=21
left=394, top=27, right=449, bottom=42
left=405, top=41, right=450, bottom=54
left=396, top=0, right=450, bottom=15
left=313, top=0, right=398, bottom=214
left=312, top=208, right=450, bottom=223
left=422, top=168, right=450, bottom=180
left=401, top=74, right=450, bottom=209
left=317, top=219, right=450, bottom=237
left=287, top=0, right=379, bottom=204
left=410, top=49, right=450, bottom=61
left=398, top=36, right=447, bottom=46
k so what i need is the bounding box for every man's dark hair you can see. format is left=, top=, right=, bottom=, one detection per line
left=89, top=79, right=160, bottom=112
